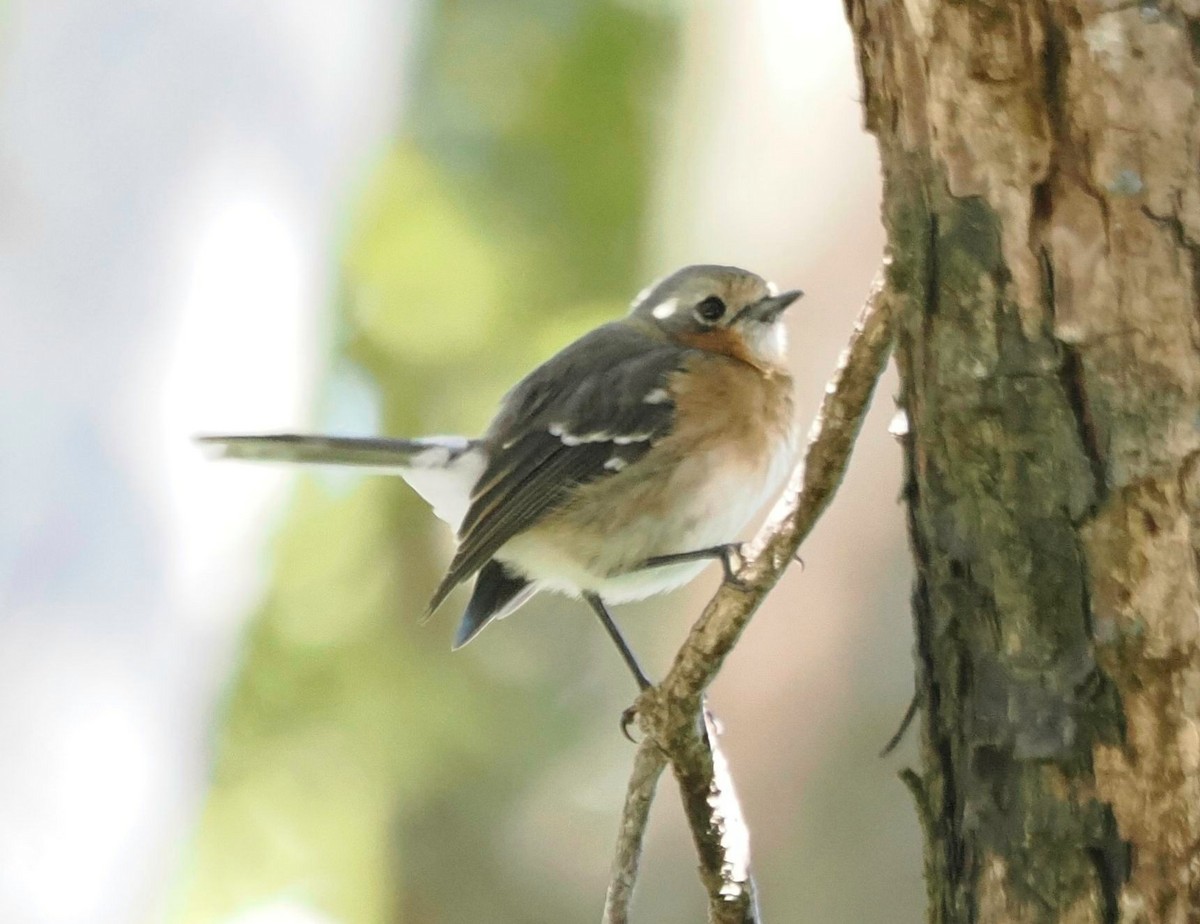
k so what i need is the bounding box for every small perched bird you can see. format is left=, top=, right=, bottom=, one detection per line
left=200, top=264, right=801, bottom=690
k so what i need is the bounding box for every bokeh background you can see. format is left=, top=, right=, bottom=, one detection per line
left=0, top=1, right=920, bottom=922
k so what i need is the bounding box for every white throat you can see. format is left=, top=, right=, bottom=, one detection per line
left=742, top=320, right=789, bottom=368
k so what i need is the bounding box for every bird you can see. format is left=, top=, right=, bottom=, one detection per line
left=199, top=264, right=801, bottom=692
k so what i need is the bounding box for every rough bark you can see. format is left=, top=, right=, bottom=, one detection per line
left=844, top=2, right=1200, bottom=922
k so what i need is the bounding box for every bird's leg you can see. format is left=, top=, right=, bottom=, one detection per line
left=638, top=543, right=746, bottom=585
left=584, top=592, right=651, bottom=692
left=584, top=593, right=653, bottom=741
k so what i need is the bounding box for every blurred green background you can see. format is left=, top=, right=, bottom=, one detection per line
left=1, top=2, right=917, bottom=922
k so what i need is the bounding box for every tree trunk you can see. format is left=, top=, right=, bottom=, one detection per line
left=844, top=3, right=1200, bottom=922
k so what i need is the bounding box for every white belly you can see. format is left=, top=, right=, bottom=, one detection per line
left=496, top=430, right=795, bottom=603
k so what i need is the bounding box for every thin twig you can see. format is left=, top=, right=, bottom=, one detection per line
left=603, top=743, right=667, bottom=924
left=610, top=269, right=894, bottom=922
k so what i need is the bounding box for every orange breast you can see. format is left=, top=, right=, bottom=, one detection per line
left=676, top=327, right=765, bottom=371
left=663, top=352, right=794, bottom=473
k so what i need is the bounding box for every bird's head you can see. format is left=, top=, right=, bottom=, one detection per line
left=628, top=264, right=802, bottom=371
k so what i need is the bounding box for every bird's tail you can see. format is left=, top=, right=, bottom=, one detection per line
left=197, top=433, right=485, bottom=530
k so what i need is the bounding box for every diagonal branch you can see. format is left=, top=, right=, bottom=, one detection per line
left=603, top=268, right=894, bottom=923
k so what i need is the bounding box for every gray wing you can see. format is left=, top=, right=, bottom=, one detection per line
left=425, top=321, right=691, bottom=613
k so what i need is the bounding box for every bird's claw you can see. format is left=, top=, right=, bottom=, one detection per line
left=720, top=543, right=750, bottom=588
left=620, top=703, right=641, bottom=743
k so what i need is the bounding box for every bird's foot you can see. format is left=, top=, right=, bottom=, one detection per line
left=717, top=542, right=748, bottom=587
left=639, top=542, right=749, bottom=588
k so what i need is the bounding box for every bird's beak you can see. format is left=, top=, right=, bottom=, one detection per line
left=740, top=289, right=804, bottom=324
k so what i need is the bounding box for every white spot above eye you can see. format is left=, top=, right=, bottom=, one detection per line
left=643, top=388, right=670, bottom=405
left=652, top=297, right=679, bottom=320
left=603, top=456, right=628, bottom=472
left=630, top=272, right=669, bottom=312
left=765, top=280, right=779, bottom=296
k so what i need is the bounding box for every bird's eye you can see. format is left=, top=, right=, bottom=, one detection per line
left=694, top=296, right=726, bottom=323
